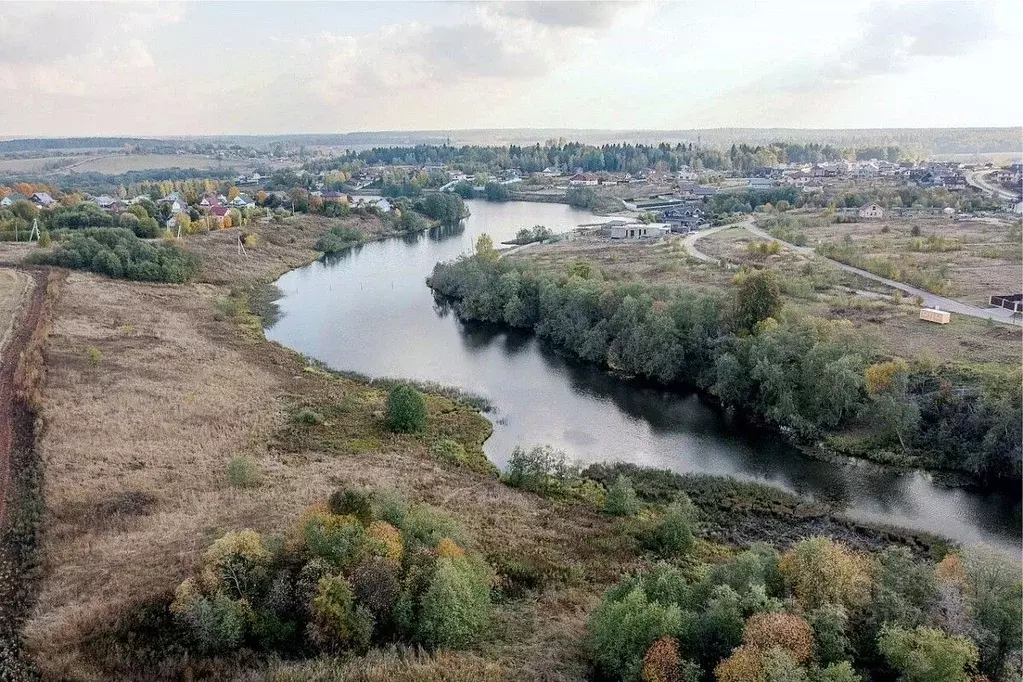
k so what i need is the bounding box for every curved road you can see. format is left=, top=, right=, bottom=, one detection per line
left=684, top=220, right=1021, bottom=326
left=965, top=169, right=1020, bottom=203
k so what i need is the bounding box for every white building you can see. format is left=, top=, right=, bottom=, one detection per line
left=610, top=222, right=671, bottom=240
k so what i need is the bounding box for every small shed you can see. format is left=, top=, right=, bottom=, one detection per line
left=919, top=308, right=951, bottom=324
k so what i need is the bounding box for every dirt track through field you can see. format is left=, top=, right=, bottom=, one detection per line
left=0, top=269, right=44, bottom=525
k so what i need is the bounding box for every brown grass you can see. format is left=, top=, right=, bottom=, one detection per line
left=187, top=213, right=390, bottom=285
left=24, top=240, right=637, bottom=680
left=801, top=216, right=1022, bottom=306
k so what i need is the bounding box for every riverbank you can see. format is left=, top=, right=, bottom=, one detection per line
left=0, top=213, right=1008, bottom=679
left=488, top=233, right=1021, bottom=487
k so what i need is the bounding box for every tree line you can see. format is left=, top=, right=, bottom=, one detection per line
left=428, top=248, right=1019, bottom=482
left=300, top=141, right=858, bottom=176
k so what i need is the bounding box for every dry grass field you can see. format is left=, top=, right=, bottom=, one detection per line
left=801, top=216, right=1022, bottom=306
left=67, top=154, right=230, bottom=174
left=19, top=218, right=639, bottom=681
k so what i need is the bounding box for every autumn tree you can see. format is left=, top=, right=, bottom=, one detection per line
left=778, top=537, right=871, bottom=612
left=742, top=612, right=815, bottom=663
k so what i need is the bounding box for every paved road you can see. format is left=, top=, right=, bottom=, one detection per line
left=965, top=169, right=1020, bottom=203
left=742, top=223, right=1022, bottom=326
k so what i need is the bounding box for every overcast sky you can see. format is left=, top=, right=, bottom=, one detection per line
left=0, top=0, right=1020, bottom=136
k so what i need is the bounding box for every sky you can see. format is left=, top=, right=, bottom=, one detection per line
left=0, top=0, right=1020, bottom=136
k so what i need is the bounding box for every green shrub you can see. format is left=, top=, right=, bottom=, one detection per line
left=605, top=475, right=640, bottom=516
left=293, top=407, right=325, bottom=425
left=310, top=574, right=374, bottom=651
left=226, top=456, right=261, bottom=488
left=588, top=586, right=685, bottom=682
left=170, top=582, right=250, bottom=653
left=328, top=488, right=374, bottom=524
left=386, top=384, right=428, bottom=433
left=85, top=345, right=102, bottom=367
left=416, top=556, right=492, bottom=649
left=302, top=513, right=369, bottom=569
left=878, top=624, right=978, bottom=682
left=809, top=604, right=850, bottom=666
left=648, top=495, right=697, bottom=558
left=430, top=438, right=469, bottom=466
left=315, top=225, right=363, bottom=253
left=401, top=504, right=464, bottom=550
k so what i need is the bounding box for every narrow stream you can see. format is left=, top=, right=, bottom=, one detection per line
left=265, top=199, right=1021, bottom=552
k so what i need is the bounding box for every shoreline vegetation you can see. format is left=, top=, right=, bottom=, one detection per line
left=2, top=205, right=1018, bottom=680
left=427, top=238, right=1020, bottom=488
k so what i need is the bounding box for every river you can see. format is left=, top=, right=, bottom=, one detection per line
left=265, top=199, right=1021, bottom=552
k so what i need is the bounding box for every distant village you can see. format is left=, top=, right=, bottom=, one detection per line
left=1, top=153, right=1020, bottom=242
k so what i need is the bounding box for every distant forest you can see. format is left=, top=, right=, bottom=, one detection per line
left=1, top=127, right=1017, bottom=157
left=303, top=142, right=861, bottom=175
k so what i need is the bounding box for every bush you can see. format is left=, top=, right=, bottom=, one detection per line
left=430, top=438, right=470, bottom=466
left=310, top=574, right=374, bottom=651
left=878, top=624, right=978, bottom=682
left=85, top=345, right=102, bottom=367
left=416, top=556, right=492, bottom=649
left=778, top=537, right=871, bottom=611
left=742, top=612, right=815, bottom=663
left=642, top=636, right=702, bottom=682
left=648, top=495, right=697, bottom=558
left=328, top=488, right=374, bottom=524
left=226, top=456, right=261, bottom=488
left=386, top=384, right=428, bottom=433
left=504, top=444, right=579, bottom=496
left=200, top=530, right=272, bottom=598
left=588, top=586, right=685, bottom=682
left=808, top=604, right=850, bottom=666
left=293, top=407, right=325, bottom=425
left=28, top=227, right=199, bottom=282
left=315, top=225, right=362, bottom=253
left=169, top=582, right=249, bottom=653
left=300, top=508, right=369, bottom=569
left=606, top=475, right=640, bottom=516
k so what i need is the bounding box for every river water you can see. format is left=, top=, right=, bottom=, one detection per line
left=265, top=199, right=1021, bottom=551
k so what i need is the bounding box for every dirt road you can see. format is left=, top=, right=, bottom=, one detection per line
left=741, top=222, right=1022, bottom=326
left=682, top=218, right=753, bottom=264
left=0, top=268, right=42, bottom=524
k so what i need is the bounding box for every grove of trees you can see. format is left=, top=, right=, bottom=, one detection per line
left=427, top=249, right=1019, bottom=481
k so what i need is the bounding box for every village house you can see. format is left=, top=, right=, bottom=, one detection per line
left=0, top=193, right=26, bottom=208
left=159, top=192, right=189, bottom=214
left=230, top=194, right=255, bottom=208
left=208, top=205, right=231, bottom=227
left=858, top=203, right=885, bottom=219
left=199, top=193, right=221, bottom=208
left=610, top=222, right=671, bottom=240
left=662, top=204, right=705, bottom=233
left=31, top=192, right=56, bottom=207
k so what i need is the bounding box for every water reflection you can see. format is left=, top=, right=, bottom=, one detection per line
left=265, top=199, right=1021, bottom=552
